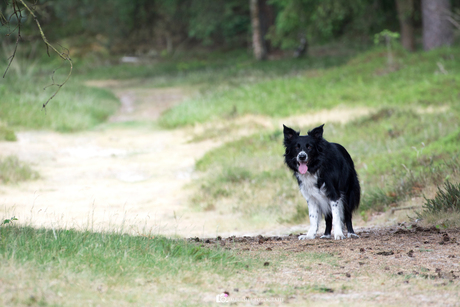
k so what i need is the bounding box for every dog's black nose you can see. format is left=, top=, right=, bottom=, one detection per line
left=298, top=153, right=307, bottom=161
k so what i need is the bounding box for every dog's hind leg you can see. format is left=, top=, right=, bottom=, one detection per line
left=345, top=218, right=359, bottom=238
left=320, top=214, right=332, bottom=239
left=345, top=191, right=359, bottom=238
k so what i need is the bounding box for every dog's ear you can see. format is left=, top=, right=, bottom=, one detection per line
left=283, top=125, right=299, bottom=144
left=309, top=124, right=324, bottom=140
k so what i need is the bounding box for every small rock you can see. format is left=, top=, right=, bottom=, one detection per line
left=376, top=251, right=394, bottom=256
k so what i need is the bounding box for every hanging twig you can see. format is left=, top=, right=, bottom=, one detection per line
left=2, top=0, right=73, bottom=109
left=2, top=0, right=22, bottom=78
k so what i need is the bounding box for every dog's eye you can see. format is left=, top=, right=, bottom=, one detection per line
left=307, top=145, right=312, bottom=150
left=296, top=144, right=300, bottom=149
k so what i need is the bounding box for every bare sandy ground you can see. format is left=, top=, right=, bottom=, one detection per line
left=0, top=83, right=371, bottom=237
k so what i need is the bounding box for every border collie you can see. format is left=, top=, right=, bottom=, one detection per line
left=283, top=124, right=360, bottom=240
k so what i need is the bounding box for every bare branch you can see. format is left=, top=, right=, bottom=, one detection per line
left=2, top=0, right=22, bottom=78
left=2, top=0, right=73, bottom=109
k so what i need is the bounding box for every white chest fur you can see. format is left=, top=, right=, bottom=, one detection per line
left=296, top=172, right=331, bottom=216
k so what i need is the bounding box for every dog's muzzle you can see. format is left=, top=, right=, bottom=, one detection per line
left=297, top=151, right=309, bottom=174
left=298, top=152, right=307, bottom=162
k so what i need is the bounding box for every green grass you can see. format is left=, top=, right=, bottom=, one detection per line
left=0, top=224, right=249, bottom=305
left=80, top=49, right=349, bottom=87
left=190, top=108, right=460, bottom=222
left=0, top=155, right=39, bottom=184
left=185, top=47, right=460, bottom=222
left=159, top=47, right=460, bottom=128
left=0, top=226, right=239, bottom=277
left=0, top=54, right=120, bottom=132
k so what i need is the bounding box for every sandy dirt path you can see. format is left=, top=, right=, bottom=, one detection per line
left=0, top=83, right=371, bottom=237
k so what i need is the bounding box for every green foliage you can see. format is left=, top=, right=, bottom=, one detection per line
left=374, top=29, right=400, bottom=45
left=188, top=0, right=250, bottom=46
left=268, top=0, right=399, bottom=49
left=374, top=29, right=400, bottom=65
left=0, top=156, right=39, bottom=184
left=1, top=216, right=18, bottom=227
left=421, top=181, right=460, bottom=215
left=2, top=0, right=403, bottom=56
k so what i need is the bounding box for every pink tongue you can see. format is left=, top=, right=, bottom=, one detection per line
left=298, top=163, right=308, bottom=174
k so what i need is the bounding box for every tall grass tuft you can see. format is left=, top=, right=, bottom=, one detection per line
left=0, top=156, right=39, bottom=184
left=420, top=181, right=460, bottom=215
left=0, top=122, right=16, bottom=141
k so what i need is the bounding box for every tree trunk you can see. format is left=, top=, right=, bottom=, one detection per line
left=250, top=0, right=267, bottom=61
left=422, top=0, right=453, bottom=51
left=395, top=0, right=415, bottom=52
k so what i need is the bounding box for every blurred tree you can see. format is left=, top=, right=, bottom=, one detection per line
left=268, top=0, right=399, bottom=52
left=250, top=0, right=267, bottom=60
left=422, top=0, right=453, bottom=51
left=395, top=0, right=415, bottom=51
left=188, top=0, right=250, bottom=47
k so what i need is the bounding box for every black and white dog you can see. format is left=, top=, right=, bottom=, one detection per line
left=283, top=124, right=360, bottom=240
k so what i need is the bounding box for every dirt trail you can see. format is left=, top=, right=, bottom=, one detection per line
left=0, top=82, right=370, bottom=237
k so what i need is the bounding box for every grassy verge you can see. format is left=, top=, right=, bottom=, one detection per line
left=0, top=224, right=249, bottom=306
left=186, top=47, right=460, bottom=224
left=0, top=51, right=120, bottom=132
left=80, top=49, right=349, bottom=87
left=0, top=155, right=39, bottom=184
left=0, top=75, right=120, bottom=132
left=159, top=47, right=460, bottom=128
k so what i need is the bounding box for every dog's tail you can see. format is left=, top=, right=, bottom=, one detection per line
left=349, top=173, right=361, bottom=211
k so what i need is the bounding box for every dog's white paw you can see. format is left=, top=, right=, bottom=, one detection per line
left=347, top=233, right=360, bottom=239
left=320, top=234, right=331, bottom=239
left=334, top=233, right=345, bottom=240
left=298, top=234, right=315, bottom=240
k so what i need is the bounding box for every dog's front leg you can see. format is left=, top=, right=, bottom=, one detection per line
left=299, top=200, right=320, bottom=240
left=331, top=199, right=345, bottom=240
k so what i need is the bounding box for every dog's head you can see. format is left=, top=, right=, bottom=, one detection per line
left=283, top=124, right=324, bottom=174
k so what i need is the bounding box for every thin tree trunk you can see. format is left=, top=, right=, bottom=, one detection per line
left=422, top=0, right=453, bottom=51
left=395, top=0, right=415, bottom=52
left=250, top=0, right=267, bottom=61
